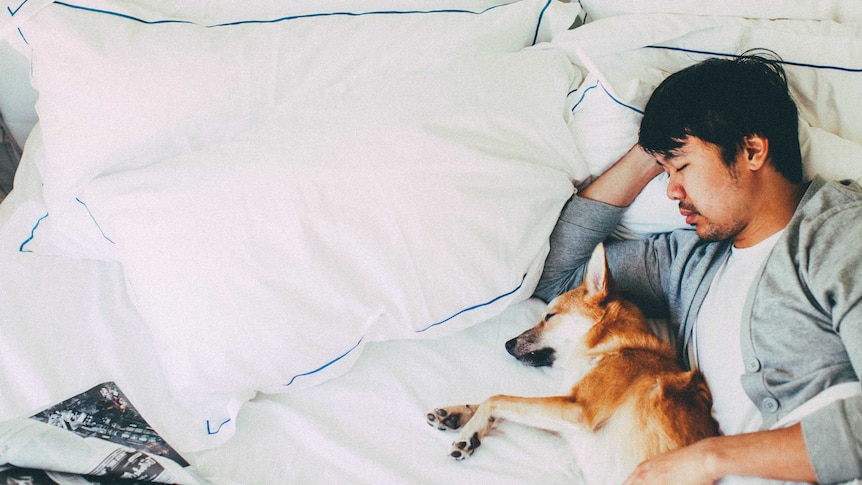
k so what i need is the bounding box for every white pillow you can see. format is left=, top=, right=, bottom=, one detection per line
left=555, top=14, right=862, bottom=237
left=18, top=0, right=578, bottom=207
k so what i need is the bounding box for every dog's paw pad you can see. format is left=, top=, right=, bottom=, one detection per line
left=426, top=405, right=473, bottom=431
left=449, top=432, right=481, bottom=460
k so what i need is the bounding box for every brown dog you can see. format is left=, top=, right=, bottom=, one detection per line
left=427, top=243, right=717, bottom=484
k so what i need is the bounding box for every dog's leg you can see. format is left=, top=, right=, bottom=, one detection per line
left=426, top=404, right=478, bottom=431
left=442, top=395, right=584, bottom=460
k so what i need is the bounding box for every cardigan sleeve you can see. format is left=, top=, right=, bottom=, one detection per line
left=798, top=196, right=862, bottom=483
left=801, top=395, right=862, bottom=484
left=532, top=195, right=681, bottom=319
left=533, top=194, right=624, bottom=303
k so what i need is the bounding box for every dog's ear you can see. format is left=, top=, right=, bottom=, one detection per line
left=584, top=243, right=609, bottom=298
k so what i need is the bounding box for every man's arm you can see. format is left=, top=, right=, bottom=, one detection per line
left=533, top=145, right=664, bottom=302
left=579, top=144, right=663, bottom=206
left=799, top=189, right=862, bottom=483
left=623, top=423, right=817, bottom=484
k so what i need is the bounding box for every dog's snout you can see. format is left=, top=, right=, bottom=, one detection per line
left=504, top=331, right=555, bottom=367
left=505, top=338, right=518, bottom=355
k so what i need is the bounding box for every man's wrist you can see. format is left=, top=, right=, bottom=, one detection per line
left=697, top=436, right=726, bottom=483
left=622, top=144, right=663, bottom=179
left=579, top=144, right=662, bottom=207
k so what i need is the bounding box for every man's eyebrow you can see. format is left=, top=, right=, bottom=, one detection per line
left=654, top=153, right=678, bottom=165
left=662, top=147, right=687, bottom=162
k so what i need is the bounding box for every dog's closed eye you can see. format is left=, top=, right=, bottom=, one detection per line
left=544, top=313, right=556, bottom=321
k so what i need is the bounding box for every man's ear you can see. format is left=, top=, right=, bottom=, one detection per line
left=742, top=134, right=769, bottom=171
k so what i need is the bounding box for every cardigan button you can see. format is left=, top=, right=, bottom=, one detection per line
left=745, top=358, right=762, bottom=373
left=762, top=398, right=779, bottom=413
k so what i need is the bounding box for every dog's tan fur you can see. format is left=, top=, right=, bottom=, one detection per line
left=427, top=243, right=717, bottom=484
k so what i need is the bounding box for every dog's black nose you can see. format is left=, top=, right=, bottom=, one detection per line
left=505, top=338, right=517, bottom=355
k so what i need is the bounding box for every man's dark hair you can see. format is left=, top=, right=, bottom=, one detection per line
left=638, top=51, right=803, bottom=183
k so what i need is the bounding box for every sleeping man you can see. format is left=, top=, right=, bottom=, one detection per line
left=534, top=53, right=862, bottom=484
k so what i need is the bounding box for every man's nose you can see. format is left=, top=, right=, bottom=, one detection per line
left=666, top=176, right=685, bottom=200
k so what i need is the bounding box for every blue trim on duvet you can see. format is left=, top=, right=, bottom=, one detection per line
left=276, top=274, right=526, bottom=392
left=646, top=45, right=862, bottom=73
left=53, top=1, right=195, bottom=25
left=18, top=198, right=115, bottom=252
left=532, top=0, right=552, bottom=45
left=51, top=0, right=548, bottom=36
left=417, top=274, right=527, bottom=333
left=569, top=81, right=600, bottom=112
left=18, top=212, right=48, bottom=252
left=569, top=46, right=862, bottom=117
left=5, top=0, right=30, bottom=43
left=569, top=81, right=644, bottom=115
left=206, top=418, right=231, bottom=435
left=75, top=197, right=116, bottom=244
left=283, top=337, right=364, bottom=388
left=6, top=0, right=28, bottom=16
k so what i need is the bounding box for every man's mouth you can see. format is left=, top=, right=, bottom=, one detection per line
left=679, top=206, right=698, bottom=225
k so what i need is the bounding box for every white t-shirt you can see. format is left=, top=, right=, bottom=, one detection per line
left=693, top=232, right=783, bottom=485
left=694, top=231, right=784, bottom=436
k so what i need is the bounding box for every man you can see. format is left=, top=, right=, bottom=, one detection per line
left=534, top=53, right=862, bottom=484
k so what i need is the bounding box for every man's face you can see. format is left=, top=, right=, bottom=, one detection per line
left=655, top=137, right=753, bottom=243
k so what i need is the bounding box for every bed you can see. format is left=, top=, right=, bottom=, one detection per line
left=0, top=0, right=860, bottom=483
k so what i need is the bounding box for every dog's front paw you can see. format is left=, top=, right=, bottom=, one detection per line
left=426, top=404, right=475, bottom=431
left=449, top=431, right=482, bottom=460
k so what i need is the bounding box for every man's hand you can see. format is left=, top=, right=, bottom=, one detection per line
left=623, top=439, right=720, bottom=485
left=580, top=144, right=662, bottom=207
left=623, top=425, right=817, bottom=485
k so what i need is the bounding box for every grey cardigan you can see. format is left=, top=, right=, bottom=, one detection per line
left=534, top=177, right=862, bottom=484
